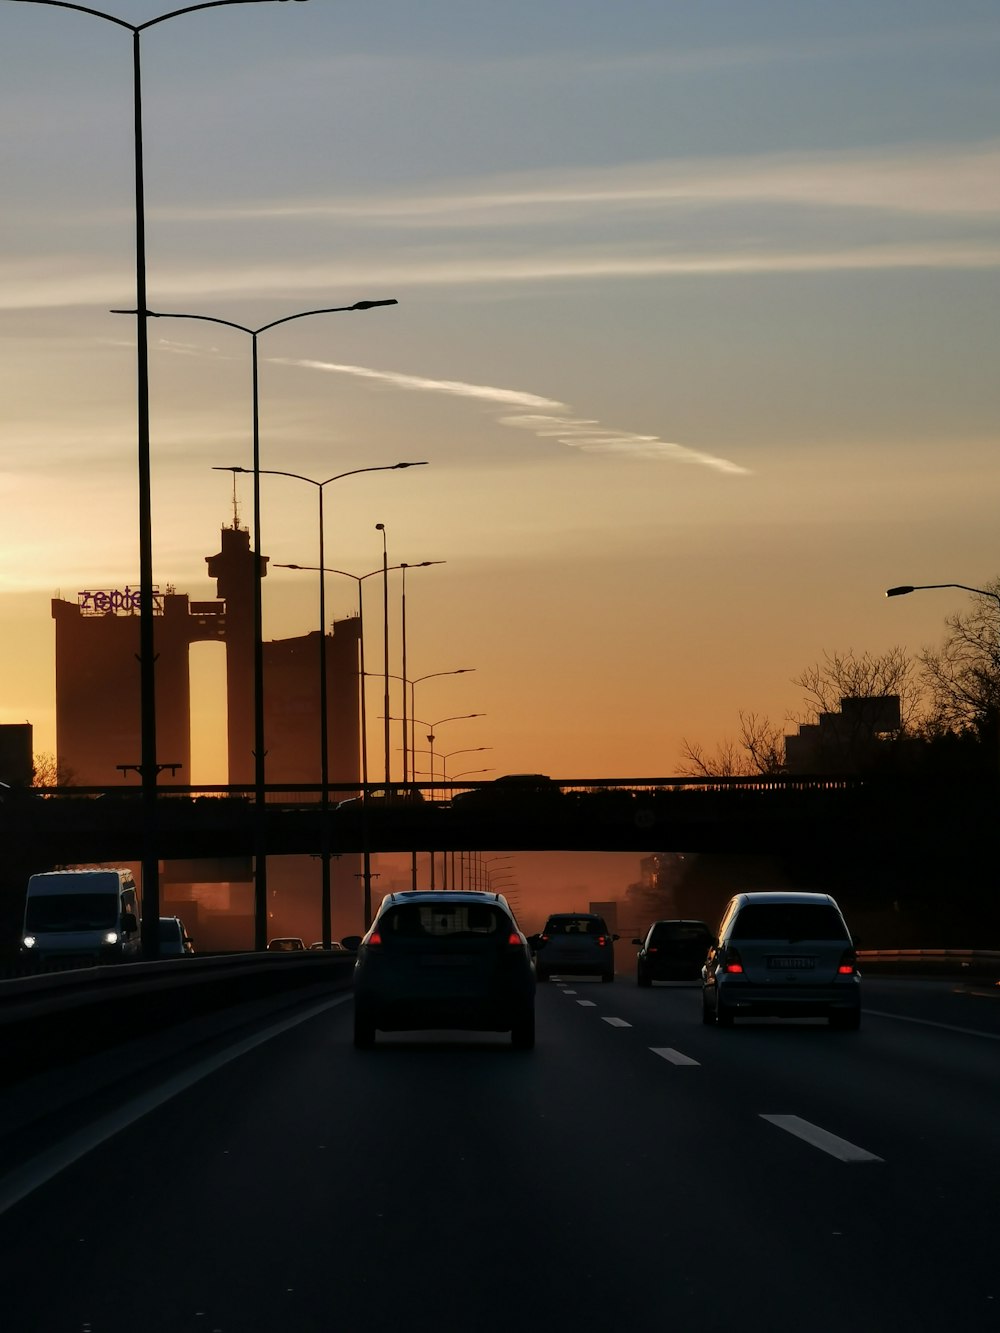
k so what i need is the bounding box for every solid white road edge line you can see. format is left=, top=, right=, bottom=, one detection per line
left=0, top=993, right=353, bottom=1218
left=864, top=1009, right=1000, bottom=1040
left=760, top=1113, right=883, bottom=1162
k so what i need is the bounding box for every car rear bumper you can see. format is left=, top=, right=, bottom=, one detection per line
left=716, top=977, right=860, bottom=1015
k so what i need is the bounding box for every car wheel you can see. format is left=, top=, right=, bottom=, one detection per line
left=637, top=968, right=651, bottom=988
left=830, top=1009, right=861, bottom=1030
left=511, top=1009, right=535, bottom=1050
left=715, top=997, right=734, bottom=1028
left=353, top=1009, right=376, bottom=1049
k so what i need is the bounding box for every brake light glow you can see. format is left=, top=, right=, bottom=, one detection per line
left=596, top=935, right=607, bottom=947
left=367, top=930, right=382, bottom=947
left=507, top=932, right=522, bottom=946
left=837, top=949, right=857, bottom=975
left=724, top=948, right=744, bottom=975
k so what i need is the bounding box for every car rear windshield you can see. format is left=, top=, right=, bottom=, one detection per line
left=650, top=923, right=711, bottom=943
left=544, top=917, right=605, bottom=935
left=729, top=903, right=849, bottom=943
left=382, top=903, right=509, bottom=940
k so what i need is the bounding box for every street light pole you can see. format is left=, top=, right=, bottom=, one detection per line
left=119, top=298, right=396, bottom=948
left=276, top=561, right=410, bottom=929
left=376, top=525, right=391, bottom=789
left=222, top=463, right=426, bottom=946
left=9, top=0, right=311, bottom=958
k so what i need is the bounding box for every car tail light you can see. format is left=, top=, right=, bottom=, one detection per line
left=724, top=948, right=744, bottom=975
left=837, top=949, right=857, bottom=975
left=540, top=933, right=550, bottom=943
left=596, top=935, right=608, bottom=947
left=507, top=932, right=523, bottom=947
left=647, top=946, right=658, bottom=953
left=367, top=930, right=383, bottom=948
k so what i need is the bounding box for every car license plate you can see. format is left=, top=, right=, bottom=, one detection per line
left=768, top=956, right=815, bottom=969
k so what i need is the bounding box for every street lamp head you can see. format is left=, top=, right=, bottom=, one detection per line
left=351, top=299, right=398, bottom=310
left=886, top=586, right=915, bottom=597
left=213, top=465, right=250, bottom=474
left=393, top=461, right=429, bottom=469
left=375, top=523, right=385, bottom=531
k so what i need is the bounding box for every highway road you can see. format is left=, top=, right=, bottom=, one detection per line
left=0, top=969, right=997, bottom=1332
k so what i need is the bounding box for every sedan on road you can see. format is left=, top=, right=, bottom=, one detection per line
left=352, top=891, right=535, bottom=1049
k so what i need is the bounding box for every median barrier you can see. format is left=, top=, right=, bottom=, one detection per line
left=0, top=951, right=355, bottom=1084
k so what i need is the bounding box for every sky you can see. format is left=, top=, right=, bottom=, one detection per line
left=2, top=0, right=1000, bottom=787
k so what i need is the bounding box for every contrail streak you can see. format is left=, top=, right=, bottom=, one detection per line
left=274, top=358, right=749, bottom=475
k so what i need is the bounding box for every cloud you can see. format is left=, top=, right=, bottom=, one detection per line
left=272, top=359, right=750, bottom=475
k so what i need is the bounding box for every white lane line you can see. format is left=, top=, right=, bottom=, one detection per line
left=576, top=1000, right=597, bottom=1007
left=0, top=993, right=352, bottom=1218
left=864, top=1009, right=1000, bottom=1040
left=562, top=990, right=578, bottom=995
left=651, top=1047, right=700, bottom=1066
left=760, top=1114, right=883, bottom=1163
left=602, top=1017, right=631, bottom=1028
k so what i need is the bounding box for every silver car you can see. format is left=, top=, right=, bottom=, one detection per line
left=533, top=912, right=618, bottom=983
left=702, top=891, right=861, bottom=1029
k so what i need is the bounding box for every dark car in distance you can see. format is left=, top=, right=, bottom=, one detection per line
left=633, top=919, right=713, bottom=985
left=352, top=891, right=535, bottom=1049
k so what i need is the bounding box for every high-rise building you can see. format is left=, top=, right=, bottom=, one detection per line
left=51, top=523, right=361, bottom=791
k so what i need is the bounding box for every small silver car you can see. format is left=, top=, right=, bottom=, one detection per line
left=533, top=912, right=618, bottom=983
left=702, top=891, right=861, bottom=1029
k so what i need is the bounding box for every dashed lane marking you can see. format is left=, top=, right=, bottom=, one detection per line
left=650, top=1047, right=700, bottom=1066
left=760, top=1114, right=883, bottom=1162
left=602, top=1017, right=632, bottom=1028
left=576, top=1000, right=597, bottom=1007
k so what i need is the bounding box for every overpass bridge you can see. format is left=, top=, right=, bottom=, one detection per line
left=1, top=774, right=994, bottom=864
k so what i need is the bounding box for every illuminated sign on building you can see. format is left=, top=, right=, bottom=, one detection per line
left=78, top=587, right=165, bottom=616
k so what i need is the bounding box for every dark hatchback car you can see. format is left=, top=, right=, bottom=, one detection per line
left=532, top=912, right=618, bottom=983
left=633, top=919, right=713, bottom=985
left=352, top=891, right=536, bottom=1050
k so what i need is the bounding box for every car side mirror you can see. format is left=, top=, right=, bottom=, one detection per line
left=611, top=934, right=620, bottom=942
left=341, top=935, right=362, bottom=953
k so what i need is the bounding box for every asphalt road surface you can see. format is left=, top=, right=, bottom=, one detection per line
left=0, top=972, right=997, bottom=1332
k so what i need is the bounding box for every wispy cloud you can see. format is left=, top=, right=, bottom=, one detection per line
left=273, top=358, right=749, bottom=475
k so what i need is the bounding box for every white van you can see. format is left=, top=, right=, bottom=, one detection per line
left=21, top=869, right=142, bottom=966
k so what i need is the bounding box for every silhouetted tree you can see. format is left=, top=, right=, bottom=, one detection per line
left=32, top=752, right=75, bottom=787
left=680, top=712, right=785, bottom=777
left=917, top=582, right=1000, bottom=747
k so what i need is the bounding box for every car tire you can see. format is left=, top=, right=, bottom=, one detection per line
left=715, top=998, right=734, bottom=1028
left=353, top=1009, right=376, bottom=1049
left=511, top=1010, right=535, bottom=1050
left=637, top=968, right=651, bottom=988
left=830, top=1009, right=861, bottom=1030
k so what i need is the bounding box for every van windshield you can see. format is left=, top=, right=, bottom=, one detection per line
left=25, top=894, right=119, bottom=931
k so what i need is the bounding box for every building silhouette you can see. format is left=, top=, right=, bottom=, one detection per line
left=51, top=523, right=361, bottom=792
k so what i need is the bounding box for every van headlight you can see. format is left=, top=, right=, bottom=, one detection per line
left=103, top=931, right=120, bottom=945
left=22, top=935, right=36, bottom=949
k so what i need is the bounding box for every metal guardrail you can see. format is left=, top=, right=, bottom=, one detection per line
left=858, top=949, right=1000, bottom=977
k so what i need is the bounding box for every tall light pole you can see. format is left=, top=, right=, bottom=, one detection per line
left=375, top=524, right=391, bottom=789
left=119, top=297, right=396, bottom=949
left=220, top=463, right=426, bottom=946
left=407, top=670, right=477, bottom=786
left=8, top=0, right=311, bottom=958
left=276, top=561, right=409, bottom=930
left=398, top=563, right=447, bottom=784
left=886, top=584, right=1000, bottom=609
